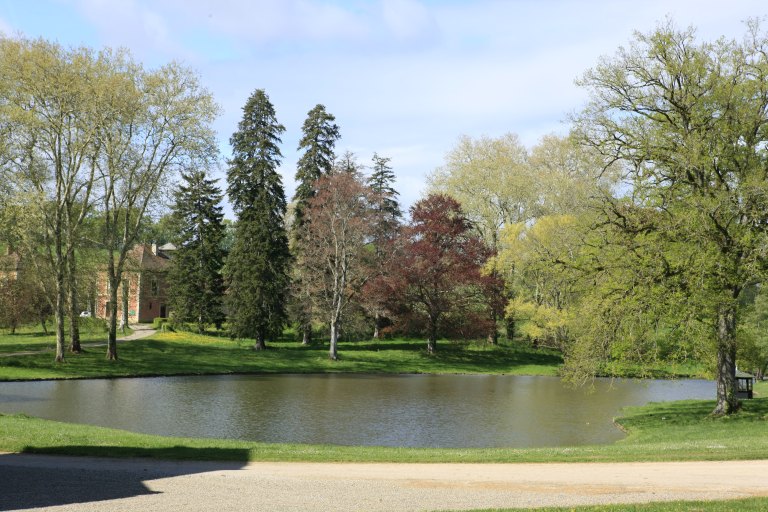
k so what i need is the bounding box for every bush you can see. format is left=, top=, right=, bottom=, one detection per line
left=152, top=317, right=169, bottom=330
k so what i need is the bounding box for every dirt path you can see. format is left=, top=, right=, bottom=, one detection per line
left=1, top=454, right=767, bottom=511
left=0, top=324, right=156, bottom=357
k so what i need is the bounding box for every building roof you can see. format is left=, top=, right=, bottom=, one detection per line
left=126, top=244, right=171, bottom=272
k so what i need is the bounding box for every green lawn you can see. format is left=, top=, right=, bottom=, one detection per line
left=0, top=320, right=132, bottom=355
left=2, top=392, right=766, bottom=463
left=467, top=497, right=768, bottom=511
left=1, top=327, right=765, bottom=511
left=0, top=329, right=563, bottom=380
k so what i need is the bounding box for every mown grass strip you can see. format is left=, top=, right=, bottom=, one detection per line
left=0, top=333, right=564, bottom=381
left=2, top=395, right=766, bottom=463
left=465, top=496, right=768, bottom=511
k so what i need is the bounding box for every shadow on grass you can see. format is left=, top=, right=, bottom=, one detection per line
left=0, top=446, right=249, bottom=510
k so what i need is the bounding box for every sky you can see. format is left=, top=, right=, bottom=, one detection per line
left=0, top=0, right=766, bottom=217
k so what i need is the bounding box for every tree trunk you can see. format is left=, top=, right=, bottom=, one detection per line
left=373, top=311, right=381, bottom=339
left=301, top=323, right=312, bottom=345
left=68, top=255, right=82, bottom=353
left=121, top=279, right=129, bottom=333
left=254, top=330, right=266, bottom=350
left=39, top=312, right=48, bottom=335
left=106, top=274, right=119, bottom=361
left=329, top=320, right=339, bottom=360
left=427, top=316, right=437, bottom=354
left=712, top=304, right=739, bottom=416
left=505, top=316, right=515, bottom=341
left=54, top=268, right=66, bottom=363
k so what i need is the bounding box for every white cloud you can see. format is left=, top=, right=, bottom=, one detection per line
left=37, top=0, right=768, bottom=214
left=0, top=15, right=12, bottom=35
left=380, top=0, right=438, bottom=45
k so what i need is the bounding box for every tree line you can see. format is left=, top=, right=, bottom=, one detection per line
left=3, top=20, right=768, bottom=416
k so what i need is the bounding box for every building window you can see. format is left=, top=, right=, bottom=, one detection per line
left=151, top=278, right=159, bottom=295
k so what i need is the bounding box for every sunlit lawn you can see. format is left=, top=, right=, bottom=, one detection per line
left=0, top=320, right=132, bottom=355
left=1, top=392, right=766, bottom=463
left=0, top=328, right=564, bottom=380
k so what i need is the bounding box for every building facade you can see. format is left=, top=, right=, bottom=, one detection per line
left=95, top=244, right=174, bottom=324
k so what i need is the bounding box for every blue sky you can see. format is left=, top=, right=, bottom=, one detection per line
left=0, top=0, right=766, bottom=216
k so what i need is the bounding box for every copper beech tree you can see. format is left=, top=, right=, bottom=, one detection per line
left=299, top=171, right=376, bottom=360
left=396, top=194, right=491, bottom=354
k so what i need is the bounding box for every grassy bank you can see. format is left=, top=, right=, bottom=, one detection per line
left=0, top=321, right=132, bottom=355
left=470, top=497, right=768, bottom=511
left=2, top=391, right=766, bottom=463
left=0, top=330, right=564, bottom=380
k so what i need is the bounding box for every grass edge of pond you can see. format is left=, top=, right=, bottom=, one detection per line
left=2, top=393, right=767, bottom=464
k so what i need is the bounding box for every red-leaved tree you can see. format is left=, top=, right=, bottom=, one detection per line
left=397, top=194, right=491, bottom=353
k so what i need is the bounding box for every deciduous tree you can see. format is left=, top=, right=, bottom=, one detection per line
left=573, top=20, right=768, bottom=414
left=96, top=60, right=219, bottom=360
left=300, top=171, right=374, bottom=360
left=0, top=38, right=112, bottom=360
left=398, top=194, right=489, bottom=354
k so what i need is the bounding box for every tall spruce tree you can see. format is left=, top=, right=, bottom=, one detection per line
left=291, top=104, right=340, bottom=345
left=293, top=104, right=341, bottom=226
left=167, top=169, right=226, bottom=333
left=365, top=153, right=402, bottom=338
left=225, top=89, right=291, bottom=349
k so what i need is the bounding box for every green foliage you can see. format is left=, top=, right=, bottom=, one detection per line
left=167, top=169, right=226, bottom=333
left=224, top=89, right=291, bottom=346
left=738, top=286, right=768, bottom=379
left=292, top=104, right=340, bottom=229
left=571, top=20, right=768, bottom=413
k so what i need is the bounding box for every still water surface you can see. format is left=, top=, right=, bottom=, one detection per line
left=0, top=374, right=713, bottom=448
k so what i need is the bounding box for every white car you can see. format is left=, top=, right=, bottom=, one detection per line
left=79, top=311, right=92, bottom=318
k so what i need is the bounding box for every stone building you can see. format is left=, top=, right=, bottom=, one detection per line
left=95, top=243, right=175, bottom=324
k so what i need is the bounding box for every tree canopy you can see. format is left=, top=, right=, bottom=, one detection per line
left=573, top=19, right=768, bottom=414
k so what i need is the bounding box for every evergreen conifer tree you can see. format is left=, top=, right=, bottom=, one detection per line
left=291, top=104, right=340, bottom=345
left=368, top=153, right=401, bottom=223
left=225, top=89, right=291, bottom=349
left=293, top=104, right=340, bottom=227
left=168, top=169, right=226, bottom=333
left=365, top=153, right=402, bottom=338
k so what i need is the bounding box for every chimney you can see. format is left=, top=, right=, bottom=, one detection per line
left=151, top=243, right=157, bottom=255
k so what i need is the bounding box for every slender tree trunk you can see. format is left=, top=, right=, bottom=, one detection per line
left=121, top=279, right=129, bottom=333
left=488, top=307, right=499, bottom=345
left=505, top=316, right=515, bottom=341
left=427, top=315, right=437, bottom=354
left=39, top=313, right=48, bottom=335
left=713, top=303, right=739, bottom=416
left=254, top=330, right=266, bottom=350
left=54, top=267, right=66, bottom=363
left=373, top=311, right=381, bottom=339
left=106, top=272, right=119, bottom=360
left=329, top=319, right=339, bottom=360
left=302, top=323, right=312, bottom=345
left=68, top=254, right=82, bottom=353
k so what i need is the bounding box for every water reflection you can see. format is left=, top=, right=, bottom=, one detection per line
left=0, top=374, right=713, bottom=448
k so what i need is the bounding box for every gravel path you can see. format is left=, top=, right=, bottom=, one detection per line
left=1, top=454, right=767, bottom=511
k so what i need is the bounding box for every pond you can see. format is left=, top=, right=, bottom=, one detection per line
left=0, top=374, right=713, bottom=448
